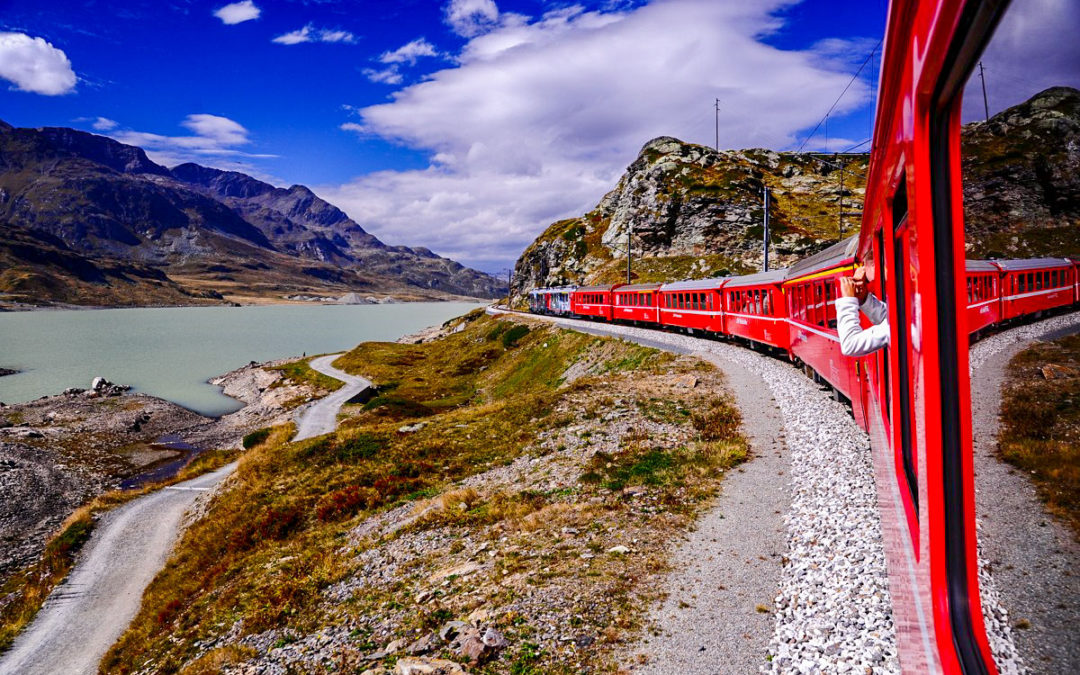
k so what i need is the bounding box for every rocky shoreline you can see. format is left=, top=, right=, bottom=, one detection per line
left=0, top=358, right=324, bottom=583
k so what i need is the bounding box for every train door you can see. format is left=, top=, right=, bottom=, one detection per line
left=890, top=179, right=920, bottom=531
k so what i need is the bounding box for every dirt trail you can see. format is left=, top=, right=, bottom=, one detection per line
left=293, top=354, right=371, bottom=441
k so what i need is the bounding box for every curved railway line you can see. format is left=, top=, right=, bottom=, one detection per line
left=490, top=306, right=1079, bottom=673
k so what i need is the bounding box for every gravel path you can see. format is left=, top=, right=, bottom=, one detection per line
left=0, top=462, right=236, bottom=675
left=969, top=311, right=1080, bottom=674
left=293, top=354, right=371, bottom=442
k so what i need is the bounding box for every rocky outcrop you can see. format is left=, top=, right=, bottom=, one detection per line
left=961, top=86, right=1080, bottom=259
left=514, top=87, right=1080, bottom=296
left=513, top=138, right=866, bottom=294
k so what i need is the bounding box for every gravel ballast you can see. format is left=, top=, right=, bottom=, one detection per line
left=496, top=308, right=1033, bottom=674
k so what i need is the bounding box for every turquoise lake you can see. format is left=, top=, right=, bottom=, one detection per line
left=0, top=302, right=483, bottom=417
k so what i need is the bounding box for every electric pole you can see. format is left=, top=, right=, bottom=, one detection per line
left=763, top=186, right=770, bottom=272
left=978, top=61, right=990, bottom=121
left=626, top=224, right=633, bottom=284
left=837, top=154, right=845, bottom=239
left=714, top=98, right=721, bottom=152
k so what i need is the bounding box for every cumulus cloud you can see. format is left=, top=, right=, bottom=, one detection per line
left=213, top=0, right=260, bottom=25
left=272, top=24, right=356, bottom=45
left=0, top=32, right=77, bottom=95
left=445, top=0, right=501, bottom=37
left=362, top=66, right=403, bottom=85
left=961, top=0, right=1080, bottom=122
left=92, top=117, right=118, bottom=131
left=110, top=114, right=276, bottom=168
left=380, top=38, right=440, bottom=65
left=320, top=0, right=874, bottom=271
left=340, top=122, right=366, bottom=133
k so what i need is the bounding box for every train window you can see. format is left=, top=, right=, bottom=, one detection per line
left=892, top=180, right=917, bottom=517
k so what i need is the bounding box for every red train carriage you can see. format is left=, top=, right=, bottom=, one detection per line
left=612, top=283, right=661, bottom=325
left=852, top=0, right=1011, bottom=670
left=721, top=269, right=789, bottom=353
left=571, top=284, right=622, bottom=321
left=657, top=278, right=726, bottom=334
left=964, top=260, right=1002, bottom=335
left=996, top=258, right=1075, bottom=320
left=783, top=237, right=861, bottom=401
left=1072, top=258, right=1080, bottom=303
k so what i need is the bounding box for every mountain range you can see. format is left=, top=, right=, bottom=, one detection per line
left=0, top=122, right=506, bottom=307
left=513, top=86, right=1080, bottom=293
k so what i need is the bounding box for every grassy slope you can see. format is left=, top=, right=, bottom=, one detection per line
left=999, top=333, right=1080, bottom=537
left=101, top=310, right=747, bottom=674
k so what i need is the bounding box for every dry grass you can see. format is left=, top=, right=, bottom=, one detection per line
left=267, top=358, right=344, bottom=393
left=99, top=313, right=748, bottom=674
left=999, top=333, right=1080, bottom=537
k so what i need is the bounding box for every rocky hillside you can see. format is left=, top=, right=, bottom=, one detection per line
left=514, top=87, right=1079, bottom=295
left=961, top=86, right=1080, bottom=259
left=0, top=123, right=505, bottom=306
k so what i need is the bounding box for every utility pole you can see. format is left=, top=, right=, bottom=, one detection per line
left=824, top=113, right=829, bottom=152
left=978, top=61, right=990, bottom=121
left=762, top=186, right=770, bottom=272
left=714, top=98, right=721, bottom=152
left=837, top=154, right=845, bottom=239
left=626, top=224, right=633, bottom=283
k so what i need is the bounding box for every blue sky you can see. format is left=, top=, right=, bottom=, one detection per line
left=2, top=0, right=1076, bottom=273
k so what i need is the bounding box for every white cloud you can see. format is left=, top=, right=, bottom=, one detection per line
left=110, top=114, right=276, bottom=169
left=340, top=122, right=366, bottom=133
left=445, top=0, right=501, bottom=37
left=321, top=0, right=874, bottom=271
left=380, top=38, right=440, bottom=65
left=961, top=0, right=1080, bottom=121
left=213, top=1, right=260, bottom=25
left=362, top=66, right=403, bottom=85
left=272, top=24, right=357, bottom=45
left=92, top=116, right=118, bottom=131
left=0, top=32, right=77, bottom=95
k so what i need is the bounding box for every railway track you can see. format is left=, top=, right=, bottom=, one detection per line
left=490, top=306, right=1079, bottom=673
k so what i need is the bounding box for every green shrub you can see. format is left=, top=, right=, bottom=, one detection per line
left=502, top=325, right=530, bottom=348
left=242, top=428, right=272, bottom=449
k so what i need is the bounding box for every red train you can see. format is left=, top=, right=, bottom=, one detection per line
left=527, top=1, right=1080, bottom=671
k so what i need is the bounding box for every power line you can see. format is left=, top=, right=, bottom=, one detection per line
left=796, top=39, right=883, bottom=153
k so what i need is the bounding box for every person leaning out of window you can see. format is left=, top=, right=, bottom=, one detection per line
left=836, top=266, right=889, bottom=357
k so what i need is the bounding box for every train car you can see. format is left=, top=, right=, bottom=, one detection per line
left=996, top=258, right=1075, bottom=320
left=964, top=260, right=1002, bottom=335
left=851, top=0, right=1013, bottom=670
left=783, top=237, right=860, bottom=401
left=721, top=269, right=789, bottom=353
left=657, top=278, right=726, bottom=334
left=571, top=284, right=622, bottom=321
left=612, top=283, right=661, bottom=325
left=528, top=287, right=575, bottom=316
left=1072, top=258, right=1080, bottom=303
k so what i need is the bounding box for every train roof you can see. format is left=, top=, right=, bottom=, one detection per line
left=965, top=260, right=1000, bottom=272
left=784, top=236, right=859, bottom=280
left=575, top=283, right=623, bottom=293
left=617, top=282, right=662, bottom=292
left=659, top=277, right=729, bottom=292
left=530, top=286, right=576, bottom=294
left=991, top=258, right=1073, bottom=271
left=723, top=268, right=788, bottom=289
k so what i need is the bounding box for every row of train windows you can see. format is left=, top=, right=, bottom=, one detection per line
left=787, top=280, right=838, bottom=329
left=578, top=293, right=605, bottom=304
left=1014, top=269, right=1071, bottom=293
left=617, top=292, right=653, bottom=306
left=727, top=289, right=772, bottom=316
left=664, top=292, right=716, bottom=311
left=966, top=275, right=994, bottom=303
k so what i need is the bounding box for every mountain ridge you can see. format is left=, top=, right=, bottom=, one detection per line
left=0, top=125, right=505, bottom=306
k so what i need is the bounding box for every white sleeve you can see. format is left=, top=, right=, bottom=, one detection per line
left=836, top=296, right=890, bottom=356
left=860, top=294, right=888, bottom=325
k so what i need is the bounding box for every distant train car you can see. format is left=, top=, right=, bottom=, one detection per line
left=528, top=287, right=575, bottom=316
left=612, top=283, right=661, bottom=324
left=783, top=237, right=860, bottom=400
left=964, top=260, right=1002, bottom=335
left=722, top=269, right=789, bottom=353
left=571, top=284, right=622, bottom=321
left=658, top=278, right=726, bottom=334
left=1072, top=258, right=1080, bottom=303
left=996, top=258, right=1075, bottom=320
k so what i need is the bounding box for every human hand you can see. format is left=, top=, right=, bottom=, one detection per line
left=851, top=267, right=870, bottom=302
left=839, top=277, right=857, bottom=298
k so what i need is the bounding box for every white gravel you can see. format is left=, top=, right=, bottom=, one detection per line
left=495, top=307, right=1047, bottom=674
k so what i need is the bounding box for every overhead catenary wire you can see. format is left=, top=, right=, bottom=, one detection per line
left=796, top=39, right=884, bottom=153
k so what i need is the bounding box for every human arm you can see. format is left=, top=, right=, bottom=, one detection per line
left=836, top=297, right=890, bottom=356
left=860, top=293, right=888, bottom=325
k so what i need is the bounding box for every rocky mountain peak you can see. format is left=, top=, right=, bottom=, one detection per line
left=35, top=126, right=171, bottom=177
left=170, top=163, right=276, bottom=199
